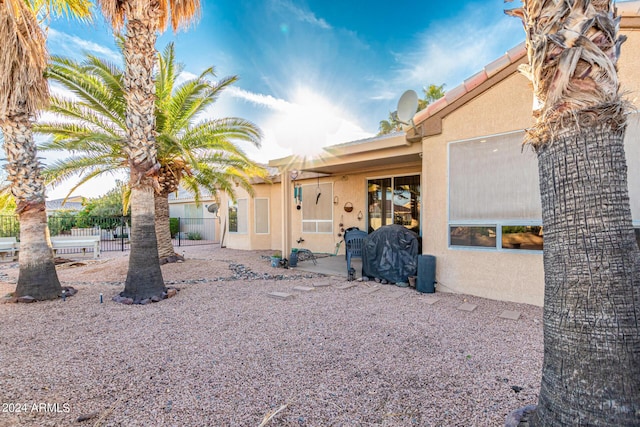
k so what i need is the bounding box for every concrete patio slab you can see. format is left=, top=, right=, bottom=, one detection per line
left=499, top=310, right=521, bottom=320
left=267, top=292, right=294, bottom=300
left=457, top=303, right=478, bottom=312
left=293, top=286, right=315, bottom=292
left=422, top=297, right=441, bottom=305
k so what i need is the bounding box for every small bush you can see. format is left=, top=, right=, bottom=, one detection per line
left=187, top=232, right=202, bottom=240
left=169, top=218, right=179, bottom=238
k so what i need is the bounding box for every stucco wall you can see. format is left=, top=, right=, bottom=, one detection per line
left=285, top=165, right=421, bottom=255
left=221, top=182, right=281, bottom=251
left=619, top=29, right=640, bottom=103
left=422, top=72, right=545, bottom=306
left=422, top=26, right=640, bottom=307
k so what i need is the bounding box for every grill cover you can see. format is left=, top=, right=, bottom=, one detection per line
left=362, top=224, right=419, bottom=284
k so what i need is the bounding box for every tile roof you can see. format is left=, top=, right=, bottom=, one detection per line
left=413, top=1, right=640, bottom=127
left=413, top=42, right=527, bottom=126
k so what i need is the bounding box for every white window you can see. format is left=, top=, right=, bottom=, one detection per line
left=302, top=182, right=333, bottom=233
left=448, top=131, right=542, bottom=251
left=255, top=198, right=269, bottom=234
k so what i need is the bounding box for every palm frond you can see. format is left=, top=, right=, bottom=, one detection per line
left=42, top=95, right=126, bottom=137
left=507, top=0, right=625, bottom=145
left=31, top=0, right=94, bottom=23
left=0, top=0, right=49, bottom=117
left=44, top=153, right=126, bottom=188
left=40, top=38, right=264, bottom=210
left=163, top=0, right=201, bottom=33
left=47, top=56, right=126, bottom=128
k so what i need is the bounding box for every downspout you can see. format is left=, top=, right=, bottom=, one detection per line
left=281, top=170, right=292, bottom=257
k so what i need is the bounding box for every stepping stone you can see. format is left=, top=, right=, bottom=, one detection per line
left=390, top=290, right=406, bottom=299
left=499, top=310, right=521, bottom=320
left=457, top=303, right=477, bottom=312
left=293, top=286, right=314, bottom=292
left=422, top=297, right=441, bottom=305
left=363, top=286, right=380, bottom=294
left=336, top=283, right=357, bottom=290
left=267, top=292, right=294, bottom=300
left=313, top=281, right=333, bottom=288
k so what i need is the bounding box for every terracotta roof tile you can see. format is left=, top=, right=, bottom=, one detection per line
left=413, top=41, right=528, bottom=126
left=485, top=54, right=512, bottom=78
left=444, top=84, right=468, bottom=104
left=507, top=42, right=527, bottom=62
left=464, top=70, right=489, bottom=92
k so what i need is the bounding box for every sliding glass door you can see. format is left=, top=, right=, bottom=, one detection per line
left=367, top=175, right=420, bottom=234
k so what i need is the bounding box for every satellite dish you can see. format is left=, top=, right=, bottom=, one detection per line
left=396, top=90, right=419, bottom=124
left=207, top=203, right=219, bottom=214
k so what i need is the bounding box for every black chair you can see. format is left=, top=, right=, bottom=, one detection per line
left=345, top=230, right=367, bottom=280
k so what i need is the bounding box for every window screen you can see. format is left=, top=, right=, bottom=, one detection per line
left=302, top=182, right=332, bottom=233
left=255, top=198, right=269, bottom=234
left=237, top=199, right=248, bottom=233
left=449, top=132, right=541, bottom=222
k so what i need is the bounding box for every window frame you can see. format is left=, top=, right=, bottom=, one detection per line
left=301, top=182, right=333, bottom=234
left=447, top=131, right=543, bottom=253
left=254, top=198, right=270, bottom=235
left=366, top=173, right=421, bottom=236
left=228, top=198, right=248, bottom=234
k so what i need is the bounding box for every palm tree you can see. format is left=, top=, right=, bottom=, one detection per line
left=378, top=111, right=401, bottom=135
left=38, top=42, right=265, bottom=264
left=95, top=0, right=201, bottom=300
left=377, top=84, right=445, bottom=135
left=506, top=1, right=640, bottom=425
left=0, top=0, right=92, bottom=300
left=417, top=84, right=445, bottom=111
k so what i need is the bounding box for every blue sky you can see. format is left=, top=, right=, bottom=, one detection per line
left=44, top=0, right=528, bottom=198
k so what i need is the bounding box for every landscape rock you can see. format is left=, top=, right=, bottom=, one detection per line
left=61, top=286, right=78, bottom=296
left=505, top=404, right=536, bottom=427
left=17, top=295, right=36, bottom=303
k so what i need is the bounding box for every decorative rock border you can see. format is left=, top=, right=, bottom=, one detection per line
left=111, top=286, right=180, bottom=305
left=1, top=286, right=78, bottom=304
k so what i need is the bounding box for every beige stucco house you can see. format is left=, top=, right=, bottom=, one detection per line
left=212, top=2, right=640, bottom=306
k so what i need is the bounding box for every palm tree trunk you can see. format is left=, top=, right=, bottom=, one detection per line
left=120, top=0, right=164, bottom=300
left=155, top=192, right=181, bottom=263
left=0, top=113, right=61, bottom=300
left=530, top=123, right=640, bottom=426
left=123, top=182, right=164, bottom=300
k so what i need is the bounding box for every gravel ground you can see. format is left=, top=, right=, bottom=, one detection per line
left=0, top=246, right=543, bottom=426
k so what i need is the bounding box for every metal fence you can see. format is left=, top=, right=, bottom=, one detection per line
left=0, top=215, right=217, bottom=254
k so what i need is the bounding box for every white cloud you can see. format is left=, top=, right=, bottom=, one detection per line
left=226, top=86, right=291, bottom=111
left=48, top=28, right=121, bottom=63
left=175, top=70, right=199, bottom=86
left=224, top=86, right=372, bottom=159
left=272, top=0, right=332, bottom=30
left=389, top=10, right=524, bottom=97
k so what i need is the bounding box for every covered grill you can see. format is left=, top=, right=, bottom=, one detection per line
left=362, top=224, right=419, bottom=284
